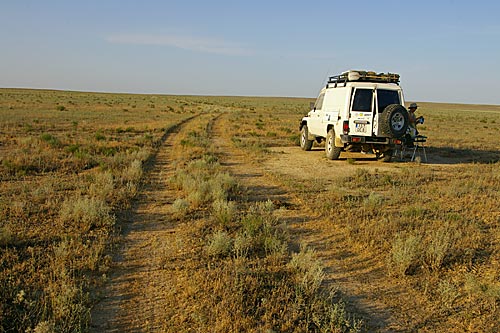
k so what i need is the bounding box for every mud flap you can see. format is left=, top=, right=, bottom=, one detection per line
left=335, top=136, right=344, bottom=148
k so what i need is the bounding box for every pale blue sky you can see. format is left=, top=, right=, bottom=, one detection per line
left=1, top=1, right=500, bottom=104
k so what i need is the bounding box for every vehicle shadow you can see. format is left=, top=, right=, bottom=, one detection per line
left=393, top=146, right=500, bottom=165
left=319, top=146, right=500, bottom=165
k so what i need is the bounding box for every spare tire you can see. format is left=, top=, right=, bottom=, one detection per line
left=379, top=104, right=409, bottom=138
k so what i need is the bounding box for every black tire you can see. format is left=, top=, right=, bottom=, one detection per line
left=325, top=128, right=342, bottom=160
left=300, top=125, right=314, bottom=151
left=380, top=104, right=409, bottom=138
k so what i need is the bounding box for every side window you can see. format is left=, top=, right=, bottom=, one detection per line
left=314, top=93, right=325, bottom=111
left=377, top=89, right=400, bottom=113
left=352, top=89, right=373, bottom=112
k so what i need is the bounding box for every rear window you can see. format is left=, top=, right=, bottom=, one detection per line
left=352, top=89, right=373, bottom=112
left=377, top=89, right=400, bottom=112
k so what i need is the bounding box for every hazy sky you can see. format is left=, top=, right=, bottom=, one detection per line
left=1, top=1, right=500, bottom=104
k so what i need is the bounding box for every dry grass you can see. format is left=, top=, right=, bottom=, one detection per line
left=159, top=113, right=361, bottom=332
left=0, top=88, right=190, bottom=332
left=2, top=88, right=499, bottom=332
left=221, top=99, right=500, bottom=331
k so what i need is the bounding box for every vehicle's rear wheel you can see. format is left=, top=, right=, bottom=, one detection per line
left=300, top=125, right=314, bottom=151
left=325, top=128, right=342, bottom=160
left=380, top=104, right=409, bottom=138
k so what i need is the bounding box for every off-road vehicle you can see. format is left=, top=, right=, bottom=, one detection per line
left=299, top=70, right=410, bottom=162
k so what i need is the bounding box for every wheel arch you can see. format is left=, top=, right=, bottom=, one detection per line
left=326, top=124, right=344, bottom=148
left=299, top=119, right=308, bottom=130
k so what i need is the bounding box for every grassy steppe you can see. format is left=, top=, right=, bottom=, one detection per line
left=1, top=88, right=499, bottom=332
left=224, top=99, right=500, bottom=331
left=0, top=89, right=194, bottom=332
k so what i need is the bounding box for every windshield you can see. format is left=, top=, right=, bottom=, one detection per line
left=377, top=89, right=400, bottom=112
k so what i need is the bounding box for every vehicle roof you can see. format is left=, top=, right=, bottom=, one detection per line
left=322, top=82, right=402, bottom=92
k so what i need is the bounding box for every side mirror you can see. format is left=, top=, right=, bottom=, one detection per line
left=310, top=102, right=315, bottom=110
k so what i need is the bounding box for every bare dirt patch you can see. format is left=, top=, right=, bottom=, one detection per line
left=264, top=147, right=398, bottom=181
left=263, top=145, right=479, bottom=182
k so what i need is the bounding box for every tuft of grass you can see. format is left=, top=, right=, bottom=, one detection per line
left=211, top=199, right=237, bottom=227
left=0, top=225, right=13, bottom=246
left=121, top=159, right=143, bottom=184
left=363, top=191, right=384, bottom=209
left=170, top=198, right=190, bottom=218
left=387, top=232, right=422, bottom=277
left=233, top=233, right=252, bottom=259
left=206, top=230, right=233, bottom=257
left=59, top=197, right=115, bottom=232
left=437, top=279, right=460, bottom=309
left=31, top=321, right=55, bottom=333
left=289, top=246, right=325, bottom=295
left=423, top=225, right=459, bottom=271
left=89, top=171, right=114, bottom=201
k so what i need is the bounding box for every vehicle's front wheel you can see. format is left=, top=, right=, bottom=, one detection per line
left=325, top=128, right=342, bottom=160
left=300, top=125, right=314, bottom=151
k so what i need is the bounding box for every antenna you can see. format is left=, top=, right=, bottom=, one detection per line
left=321, top=67, right=331, bottom=87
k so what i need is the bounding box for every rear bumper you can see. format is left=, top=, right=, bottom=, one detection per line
left=340, top=135, right=400, bottom=145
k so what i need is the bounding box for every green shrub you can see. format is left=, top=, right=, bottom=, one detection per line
left=94, top=132, right=106, bottom=141
left=65, top=144, right=81, bottom=154
left=363, top=192, right=384, bottom=209
left=40, top=133, right=61, bottom=148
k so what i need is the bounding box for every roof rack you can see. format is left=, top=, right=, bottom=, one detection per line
left=327, top=70, right=400, bottom=86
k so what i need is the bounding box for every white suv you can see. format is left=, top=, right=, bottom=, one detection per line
left=299, top=70, right=410, bottom=162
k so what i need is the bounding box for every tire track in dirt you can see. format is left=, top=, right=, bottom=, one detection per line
left=90, top=115, right=199, bottom=332
left=211, top=113, right=408, bottom=332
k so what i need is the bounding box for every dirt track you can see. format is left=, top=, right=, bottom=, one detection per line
left=90, top=112, right=465, bottom=332
left=90, top=117, right=198, bottom=332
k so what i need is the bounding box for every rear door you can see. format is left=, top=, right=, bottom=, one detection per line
left=349, top=88, right=374, bottom=136
left=374, top=89, right=401, bottom=135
